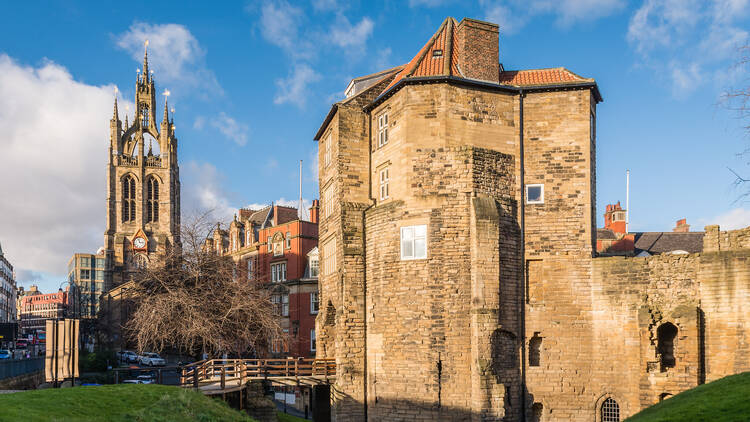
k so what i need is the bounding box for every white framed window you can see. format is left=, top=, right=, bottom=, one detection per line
left=282, top=294, right=289, bottom=316
left=400, top=225, right=427, bottom=260
left=271, top=262, right=287, bottom=282
left=323, top=184, right=334, bottom=219
left=323, top=238, right=336, bottom=276
left=379, top=167, right=389, bottom=200
left=286, top=232, right=291, bottom=248
left=526, top=184, right=544, bottom=204
left=267, top=236, right=272, bottom=249
left=377, top=112, right=388, bottom=147
left=324, top=133, right=332, bottom=167
left=310, top=292, right=319, bottom=314
left=310, top=329, right=316, bottom=352
left=309, top=256, right=319, bottom=278
left=273, top=237, right=283, bottom=256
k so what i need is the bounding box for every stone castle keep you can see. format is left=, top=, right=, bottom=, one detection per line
left=314, top=17, right=750, bottom=421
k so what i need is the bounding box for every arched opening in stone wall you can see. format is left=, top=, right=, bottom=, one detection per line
left=657, top=322, right=678, bottom=371
left=659, top=392, right=672, bottom=401
left=529, top=333, right=542, bottom=367
left=491, top=329, right=517, bottom=374
left=530, top=402, right=543, bottom=422
left=600, top=397, right=620, bottom=422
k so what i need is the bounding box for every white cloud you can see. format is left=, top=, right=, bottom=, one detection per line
left=211, top=112, right=249, bottom=146
left=329, top=16, right=374, bottom=48
left=480, top=0, right=625, bottom=34
left=627, top=0, right=750, bottom=96
left=259, top=1, right=308, bottom=57
left=116, top=22, right=222, bottom=97
left=274, top=64, right=321, bottom=108
left=181, top=161, right=237, bottom=222
left=0, top=54, right=132, bottom=281
left=708, top=208, right=750, bottom=229
left=255, top=2, right=376, bottom=106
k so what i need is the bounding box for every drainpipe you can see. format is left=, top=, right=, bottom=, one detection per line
left=519, top=88, right=527, bottom=421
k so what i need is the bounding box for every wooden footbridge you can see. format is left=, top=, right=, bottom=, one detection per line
left=179, top=358, right=336, bottom=396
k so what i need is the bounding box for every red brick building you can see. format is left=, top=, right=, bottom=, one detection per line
left=19, top=286, right=67, bottom=334
left=597, top=202, right=704, bottom=256
left=208, top=201, right=320, bottom=358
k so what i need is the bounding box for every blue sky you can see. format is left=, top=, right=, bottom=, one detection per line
left=1, top=0, right=749, bottom=293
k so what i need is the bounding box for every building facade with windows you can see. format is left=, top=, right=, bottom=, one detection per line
left=0, top=242, right=17, bottom=324
left=209, top=202, right=320, bottom=358
left=67, top=253, right=107, bottom=318
left=18, top=286, right=67, bottom=334
left=314, top=16, right=750, bottom=422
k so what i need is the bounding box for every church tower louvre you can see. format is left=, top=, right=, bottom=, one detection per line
left=105, top=42, right=181, bottom=288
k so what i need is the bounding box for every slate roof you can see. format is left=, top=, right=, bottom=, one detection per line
left=633, top=232, right=705, bottom=254
left=597, top=228, right=617, bottom=240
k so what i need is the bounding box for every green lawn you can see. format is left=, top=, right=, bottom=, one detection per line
left=276, top=412, right=309, bottom=422
left=626, top=372, right=750, bottom=422
left=0, top=384, right=255, bottom=422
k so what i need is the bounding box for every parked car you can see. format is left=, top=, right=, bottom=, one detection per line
left=139, top=353, right=165, bottom=366
left=0, top=350, right=11, bottom=360
left=136, top=374, right=155, bottom=384
left=120, top=351, right=139, bottom=363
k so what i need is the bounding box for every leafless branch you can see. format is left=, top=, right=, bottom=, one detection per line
left=124, top=211, right=281, bottom=357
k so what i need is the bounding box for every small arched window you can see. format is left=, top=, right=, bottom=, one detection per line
left=122, top=175, right=136, bottom=222
left=658, top=322, right=678, bottom=371
left=601, top=397, right=620, bottom=422
left=146, top=177, right=159, bottom=223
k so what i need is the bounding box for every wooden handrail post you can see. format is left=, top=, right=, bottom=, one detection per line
left=193, top=367, right=198, bottom=389
left=221, top=366, right=226, bottom=390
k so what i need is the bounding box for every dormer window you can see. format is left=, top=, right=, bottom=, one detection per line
left=432, top=49, right=443, bottom=58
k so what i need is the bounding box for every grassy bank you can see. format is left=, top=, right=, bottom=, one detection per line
left=627, top=372, right=750, bottom=421
left=0, top=384, right=254, bottom=422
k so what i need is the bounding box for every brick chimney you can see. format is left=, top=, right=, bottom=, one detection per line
left=309, top=199, right=319, bottom=224
left=456, top=18, right=500, bottom=83
left=673, top=218, right=690, bottom=232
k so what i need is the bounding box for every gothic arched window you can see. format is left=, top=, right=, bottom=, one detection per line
left=122, top=175, right=136, bottom=222
left=147, top=177, right=159, bottom=223
left=140, top=103, right=149, bottom=128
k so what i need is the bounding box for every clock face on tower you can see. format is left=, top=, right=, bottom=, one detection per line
left=134, top=236, right=147, bottom=249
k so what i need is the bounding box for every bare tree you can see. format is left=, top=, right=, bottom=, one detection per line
left=125, top=212, right=280, bottom=357
left=722, top=44, right=750, bottom=200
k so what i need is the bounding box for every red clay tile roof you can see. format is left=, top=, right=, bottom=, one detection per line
left=384, top=17, right=461, bottom=92
left=498, top=68, right=593, bottom=86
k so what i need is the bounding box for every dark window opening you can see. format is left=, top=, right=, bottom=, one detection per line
left=122, top=176, right=136, bottom=222
left=146, top=177, right=159, bottom=223
left=529, top=333, right=542, bottom=367
left=531, top=402, right=543, bottom=422
left=657, top=322, right=678, bottom=371
left=432, top=49, right=443, bottom=57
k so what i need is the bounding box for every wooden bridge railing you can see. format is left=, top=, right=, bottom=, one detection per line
left=179, top=358, right=336, bottom=389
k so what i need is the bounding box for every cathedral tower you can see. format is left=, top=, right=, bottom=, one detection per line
left=104, top=43, right=181, bottom=287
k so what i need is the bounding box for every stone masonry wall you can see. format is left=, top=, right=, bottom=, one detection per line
left=526, top=245, right=750, bottom=421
